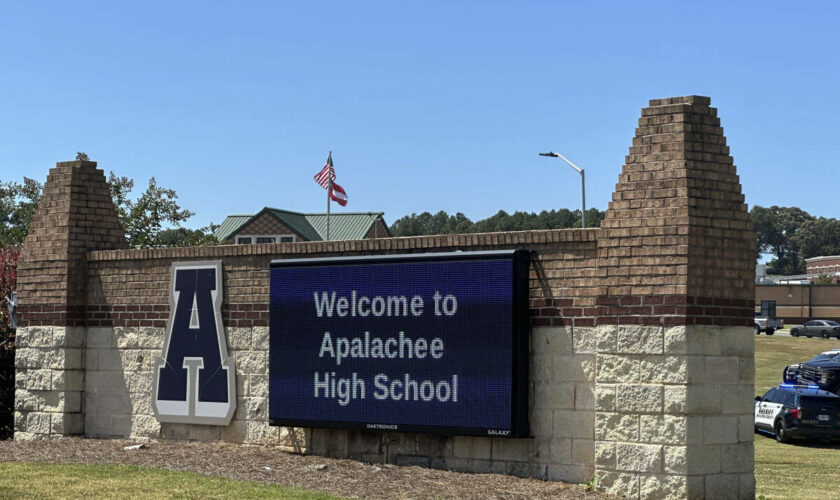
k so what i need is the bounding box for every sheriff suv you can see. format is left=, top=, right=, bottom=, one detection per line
left=755, top=384, right=840, bottom=443
left=783, top=348, right=840, bottom=394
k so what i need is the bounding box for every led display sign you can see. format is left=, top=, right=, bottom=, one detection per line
left=268, top=250, right=529, bottom=437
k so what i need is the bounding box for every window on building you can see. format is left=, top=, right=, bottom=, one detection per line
left=279, top=236, right=294, bottom=243
left=237, top=237, right=252, bottom=244
left=256, top=237, right=276, bottom=244
left=236, top=234, right=296, bottom=244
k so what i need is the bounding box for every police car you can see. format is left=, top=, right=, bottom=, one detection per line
left=755, top=384, right=840, bottom=443
left=782, top=348, right=840, bottom=394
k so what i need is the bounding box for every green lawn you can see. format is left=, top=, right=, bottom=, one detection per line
left=754, top=336, right=840, bottom=499
left=0, top=462, right=342, bottom=500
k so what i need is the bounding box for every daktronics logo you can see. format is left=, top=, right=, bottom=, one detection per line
left=367, top=423, right=398, bottom=430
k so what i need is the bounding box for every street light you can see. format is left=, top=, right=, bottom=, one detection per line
left=539, top=151, right=586, bottom=228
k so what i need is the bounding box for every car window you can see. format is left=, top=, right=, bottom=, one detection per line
left=800, top=396, right=840, bottom=412
left=783, top=393, right=797, bottom=406
left=763, top=388, right=778, bottom=402
left=806, top=321, right=820, bottom=326
left=826, top=321, right=840, bottom=327
left=811, top=352, right=840, bottom=362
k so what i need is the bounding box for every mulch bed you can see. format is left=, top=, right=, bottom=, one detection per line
left=0, top=438, right=607, bottom=499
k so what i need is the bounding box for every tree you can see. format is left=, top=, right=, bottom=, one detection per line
left=0, top=178, right=42, bottom=247
left=156, top=226, right=220, bottom=247
left=388, top=208, right=607, bottom=237
left=750, top=205, right=814, bottom=275
left=107, top=173, right=196, bottom=248
left=790, top=218, right=840, bottom=261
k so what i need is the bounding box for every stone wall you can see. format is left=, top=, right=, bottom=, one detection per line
left=14, top=95, right=757, bottom=499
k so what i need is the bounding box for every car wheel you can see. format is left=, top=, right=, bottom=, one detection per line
left=766, top=330, right=774, bottom=336
left=791, top=329, right=800, bottom=337
left=774, top=419, right=789, bottom=443
left=755, top=325, right=761, bottom=335
left=822, top=330, right=830, bottom=339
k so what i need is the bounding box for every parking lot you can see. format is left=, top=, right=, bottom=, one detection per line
left=754, top=335, right=840, bottom=499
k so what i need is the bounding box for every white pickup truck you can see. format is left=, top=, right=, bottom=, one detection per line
left=755, top=313, right=784, bottom=335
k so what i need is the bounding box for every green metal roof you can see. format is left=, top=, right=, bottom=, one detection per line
left=214, top=215, right=252, bottom=242
left=306, top=212, right=384, bottom=240
left=214, top=208, right=386, bottom=242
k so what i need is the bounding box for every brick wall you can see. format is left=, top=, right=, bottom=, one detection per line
left=14, top=96, right=757, bottom=499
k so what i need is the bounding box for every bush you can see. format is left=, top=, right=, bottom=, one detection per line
left=0, top=246, right=18, bottom=439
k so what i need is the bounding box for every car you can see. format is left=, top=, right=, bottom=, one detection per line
left=754, top=384, right=840, bottom=443
left=783, top=348, right=840, bottom=394
left=790, top=319, right=840, bottom=339
left=754, top=312, right=783, bottom=335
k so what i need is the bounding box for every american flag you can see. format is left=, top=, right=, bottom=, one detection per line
left=313, top=152, right=335, bottom=189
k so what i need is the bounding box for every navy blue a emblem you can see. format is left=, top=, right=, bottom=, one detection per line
left=153, top=261, right=236, bottom=425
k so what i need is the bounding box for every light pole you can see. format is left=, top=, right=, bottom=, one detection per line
left=539, top=151, right=586, bottom=228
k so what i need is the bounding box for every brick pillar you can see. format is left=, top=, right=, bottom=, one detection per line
left=14, top=160, right=127, bottom=439
left=593, top=97, right=756, bottom=499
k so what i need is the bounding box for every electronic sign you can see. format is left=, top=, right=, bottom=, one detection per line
left=268, top=250, right=529, bottom=437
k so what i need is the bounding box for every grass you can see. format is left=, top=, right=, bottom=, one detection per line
left=754, top=335, right=840, bottom=499
left=0, top=462, right=342, bottom=500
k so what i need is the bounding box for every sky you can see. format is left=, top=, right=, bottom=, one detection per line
left=1, top=1, right=838, bottom=231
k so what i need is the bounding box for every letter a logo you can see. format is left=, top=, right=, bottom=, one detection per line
left=153, top=261, right=236, bottom=425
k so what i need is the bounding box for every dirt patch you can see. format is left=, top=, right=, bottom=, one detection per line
left=0, top=438, right=608, bottom=499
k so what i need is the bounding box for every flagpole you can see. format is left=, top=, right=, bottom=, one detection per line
left=326, top=151, right=332, bottom=240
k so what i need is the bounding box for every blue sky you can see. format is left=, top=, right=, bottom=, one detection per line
left=1, top=2, right=838, bottom=230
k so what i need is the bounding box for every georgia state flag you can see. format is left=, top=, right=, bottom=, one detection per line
left=329, top=182, right=348, bottom=206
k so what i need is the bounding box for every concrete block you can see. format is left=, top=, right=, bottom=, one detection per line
left=573, top=327, right=597, bottom=354
left=227, top=327, right=252, bottom=350
left=220, top=420, right=248, bottom=443
left=596, top=354, right=640, bottom=383
left=595, top=385, right=616, bottom=411
left=252, top=327, right=270, bottom=350
left=55, top=327, right=86, bottom=348
left=575, top=383, right=595, bottom=410
left=530, top=353, right=552, bottom=382
left=25, top=369, right=51, bottom=391
left=531, top=326, right=572, bottom=354
left=640, top=355, right=688, bottom=384
left=595, top=413, right=638, bottom=442
left=114, top=327, right=140, bottom=349
left=530, top=409, right=553, bottom=438
left=87, top=327, right=114, bottom=348
left=738, top=358, right=754, bottom=384
left=26, top=412, right=51, bottom=434
left=533, top=382, right=575, bottom=409
left=721, top=384, right=756, bottom=415
left=189, top=424, right=221, bottom=441
left=685, top=385, right=721, bottom=414
left=640, top=475, right=687, bottom=500
left=616, top=384, right=663, bottom=413
left=15, top=348, right=43, bottom=369
left=550, top=437, right=572, bottom=464
left=666, top=444, right=720, bottom=475
left=54, top=370, right=84, bottom=392
left=738, top=415, right=754, bottom=443
left=617, top=326, right=663, bottom=354
left=127, top=371, right=152, bottom=393
left=15, top=389, right=39, bottom=412
left=546, top=464, right=591, bottom=483
left=721, top=327, right=753, bottom=356
left=640, top=415, right=686, bottom=445
left=705, top=474, right=739, bottom=500
left=595, top=325, right=617, bottom=354
left=236, top=351, right=265, bottom=375
left=26, top=327, right=54, bottom=348
left=453, top=436, right=491, bottom=459
left=663, top=385, right=686, bottom=413
left=130, top=415, right=160, bottom=438
left=506, top=461, right=546, bottom=480
left=597, top=471, right=639, bottom=499
left=664, top=326, right=687, bottom=354
left=137, top=327, right=165, bottom=349
left=249, top=374, right=267, bottom=397
left=615, top=443, right=662, bottom=473
left=491, top=437, right=533, bottom=461
left=554, top=354, right=594, bottom=382
left=247, top=420, right=279, bottom=444
left=739, top=473, right=756, bottom=499
left=703, top=416, right=738, bottom=444
left=553, top=410, right=594, bottom=439
left=594, top=440, right=615, bottom=468
left=685, top=326, right=721, bottom=355
left=703, top=356, right=739, bottom=384
left=721, top=443, right=753, bottom=473
left=571, top=438, right=593, bottom=466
